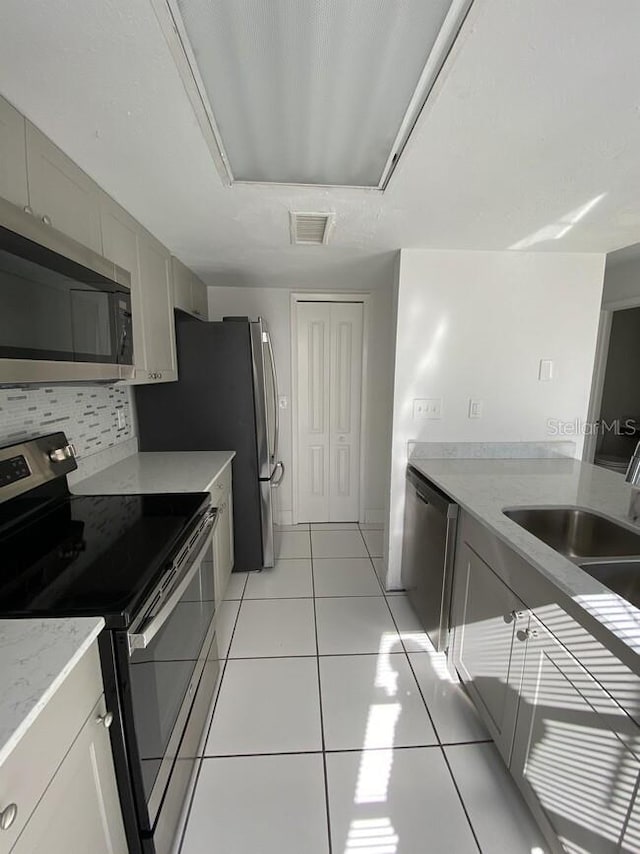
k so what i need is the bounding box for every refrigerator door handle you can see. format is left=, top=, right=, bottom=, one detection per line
left=271, top=461, right=285, bottom=487
left=265, top=330, right=279, bottom=463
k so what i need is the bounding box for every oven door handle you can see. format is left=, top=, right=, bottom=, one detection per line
left=127, top=513, right=216, bottom=655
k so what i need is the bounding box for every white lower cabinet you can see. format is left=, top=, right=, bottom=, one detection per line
left=10, top=694, right=127, bottom=854
left=450, top=509, right=640, bottom=854
left=450, top=542, right=527, bottom=764
left=0, top=642, right=126, bottom=854
left=511, top=615, right=640, bottom=854
left=210, top=466, right=234, bottom=603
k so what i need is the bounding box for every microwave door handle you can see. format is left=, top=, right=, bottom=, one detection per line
left=127, top=518, right=215, bottom=654
left=265, top=331, right=279, bottom=461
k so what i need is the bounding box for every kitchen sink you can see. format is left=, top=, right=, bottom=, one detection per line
left=503, top=507, right=640, bottom=560
left=577, top=559, right=640, bottom=610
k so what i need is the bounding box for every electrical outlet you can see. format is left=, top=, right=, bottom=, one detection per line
left=116, top=410, right=126, bottom=429
left=413, top=398, right=442, bottom=419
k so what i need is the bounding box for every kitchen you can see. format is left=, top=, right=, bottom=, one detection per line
left=1, top=1, right=640, bottom=853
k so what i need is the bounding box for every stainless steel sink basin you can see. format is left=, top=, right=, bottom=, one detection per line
left=503, top=507, right=640, bottom=560
left=578, top=560, right=640, bottom=610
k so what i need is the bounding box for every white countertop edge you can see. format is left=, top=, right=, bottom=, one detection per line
left=407, top=455, right=640, bottom=658
left=71, top=450, right=236, bottom=496
left=0, top=616, right=104, bottom=766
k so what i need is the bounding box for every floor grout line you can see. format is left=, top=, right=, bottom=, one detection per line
left=398, top=614, right=484, bottom=854
left=183, top=536, right=491, bottom=854
left=309, top=527, right=334, bottom=854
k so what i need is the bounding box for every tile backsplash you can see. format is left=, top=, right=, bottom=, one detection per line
left=0, top=384, right=135, bottom=458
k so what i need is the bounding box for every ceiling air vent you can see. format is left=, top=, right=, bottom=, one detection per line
left=290, top=212, right=335, bottom=246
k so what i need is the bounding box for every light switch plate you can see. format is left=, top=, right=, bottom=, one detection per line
left=413, top=398, right=442, bottom=419
left=468, top=399, right=483, bottom=419
left=538, top=359, right=554, bottom=382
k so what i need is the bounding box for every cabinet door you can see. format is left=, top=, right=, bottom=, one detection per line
left=0, top=96, right=28, bottom=207
left=450, top=541, right=527, bottom=763
left=172, top=256, right=193, bottom=314
left=621, top=786, right=640, bottom=853
left=226, top=488, right=235, bottom=571
left=11, top=696, right=127, bottom=854
left=100, top=196, right=146, bottom=374
left=191, top=274, right=209, bottom=319
left=213, top=500, right=233, bottom=602
left=25, top=122, right=102, bottom=252
left=137, top=231, right=177, bottom=382
left=511, top=615, right=640, bottom=854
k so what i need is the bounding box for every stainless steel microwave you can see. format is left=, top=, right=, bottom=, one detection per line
left=0, top=197, right=135, bottom=384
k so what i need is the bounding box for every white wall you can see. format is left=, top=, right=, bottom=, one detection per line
left=208, top=284, right=394, bottom=525
left=386, top=249, right=606, bottom=589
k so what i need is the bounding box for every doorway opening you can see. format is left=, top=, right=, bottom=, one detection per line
left=590, top=306, right=640, bottom=473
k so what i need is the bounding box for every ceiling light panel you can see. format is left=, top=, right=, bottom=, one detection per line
left=173, top=0, right=470, bottom=188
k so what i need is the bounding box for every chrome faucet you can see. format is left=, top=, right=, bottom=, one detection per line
left=625, top=441, right=640, bottom=521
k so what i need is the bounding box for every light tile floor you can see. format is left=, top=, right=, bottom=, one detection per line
left=179, top=523, right=550, bottom=854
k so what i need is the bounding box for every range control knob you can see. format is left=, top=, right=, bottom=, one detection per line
left=48, top=443, right=76, bottom=463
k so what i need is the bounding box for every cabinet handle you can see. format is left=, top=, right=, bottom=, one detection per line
left=0, top=803, right=18, bottom=831
left=157, top=372, right=162, bottom=379
left=97, top=711, right=114, bottom=729
left=41, top=214, right=52, bottom=226
left=504, top=609, right=527, bottom=624
left=23, top=205, right=33, bottom=216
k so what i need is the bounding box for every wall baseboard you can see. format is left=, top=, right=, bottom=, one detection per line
left=363, top=508, right=386, bottom=524
left=275, top=510, right=294, bottom=526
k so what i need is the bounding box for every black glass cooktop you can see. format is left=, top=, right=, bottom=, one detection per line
left=0, top=491, right=209, bottom=628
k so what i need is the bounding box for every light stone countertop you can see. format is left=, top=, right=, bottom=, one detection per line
left=0, top=617, right=104, bottom=766
left=408, top=454, right=640, bottom=656
left=71, top=450, right=235, bottom=496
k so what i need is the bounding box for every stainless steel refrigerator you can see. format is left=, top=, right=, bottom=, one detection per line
left=134, top=314, right=283, bottom=571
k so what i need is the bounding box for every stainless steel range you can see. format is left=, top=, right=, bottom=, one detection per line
left=0, top=432, right=220, bottom=854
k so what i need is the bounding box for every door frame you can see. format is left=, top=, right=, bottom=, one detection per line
left=584, top=295, right=640, bottom=463
left=290, top=292, right=370, bottom=525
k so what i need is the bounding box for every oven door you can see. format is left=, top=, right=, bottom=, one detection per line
left=120, top=527, right=218, bottom=837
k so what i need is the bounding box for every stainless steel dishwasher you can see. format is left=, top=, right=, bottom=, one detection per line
left=400, top=465, right=459, bottom=652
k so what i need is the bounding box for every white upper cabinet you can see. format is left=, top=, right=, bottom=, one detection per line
left=0, top=96, right=28, bottom=208
left=0, top=95, right=179, bottom=384
left=172, top=256, right=193, bottom=313
left=192, top=274, right=209, bottom=318
left=25, top=122, right=102, bottom=253
left=137, top=230, right=177, bottom=382
left=172, top=256, right=209, bottom=319
left=100, top=195, right=177, bottom=383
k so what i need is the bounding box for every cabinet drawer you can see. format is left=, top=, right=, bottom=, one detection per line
left=0, top=643, right=103, bottom=853
left=209, top=465, right=232, bottom=507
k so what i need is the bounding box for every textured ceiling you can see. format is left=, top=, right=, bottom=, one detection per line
left=0, top=0, right=639, bottom=288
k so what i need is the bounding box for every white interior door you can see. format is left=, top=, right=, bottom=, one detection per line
left=296, top=301, right=363, bottom=522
